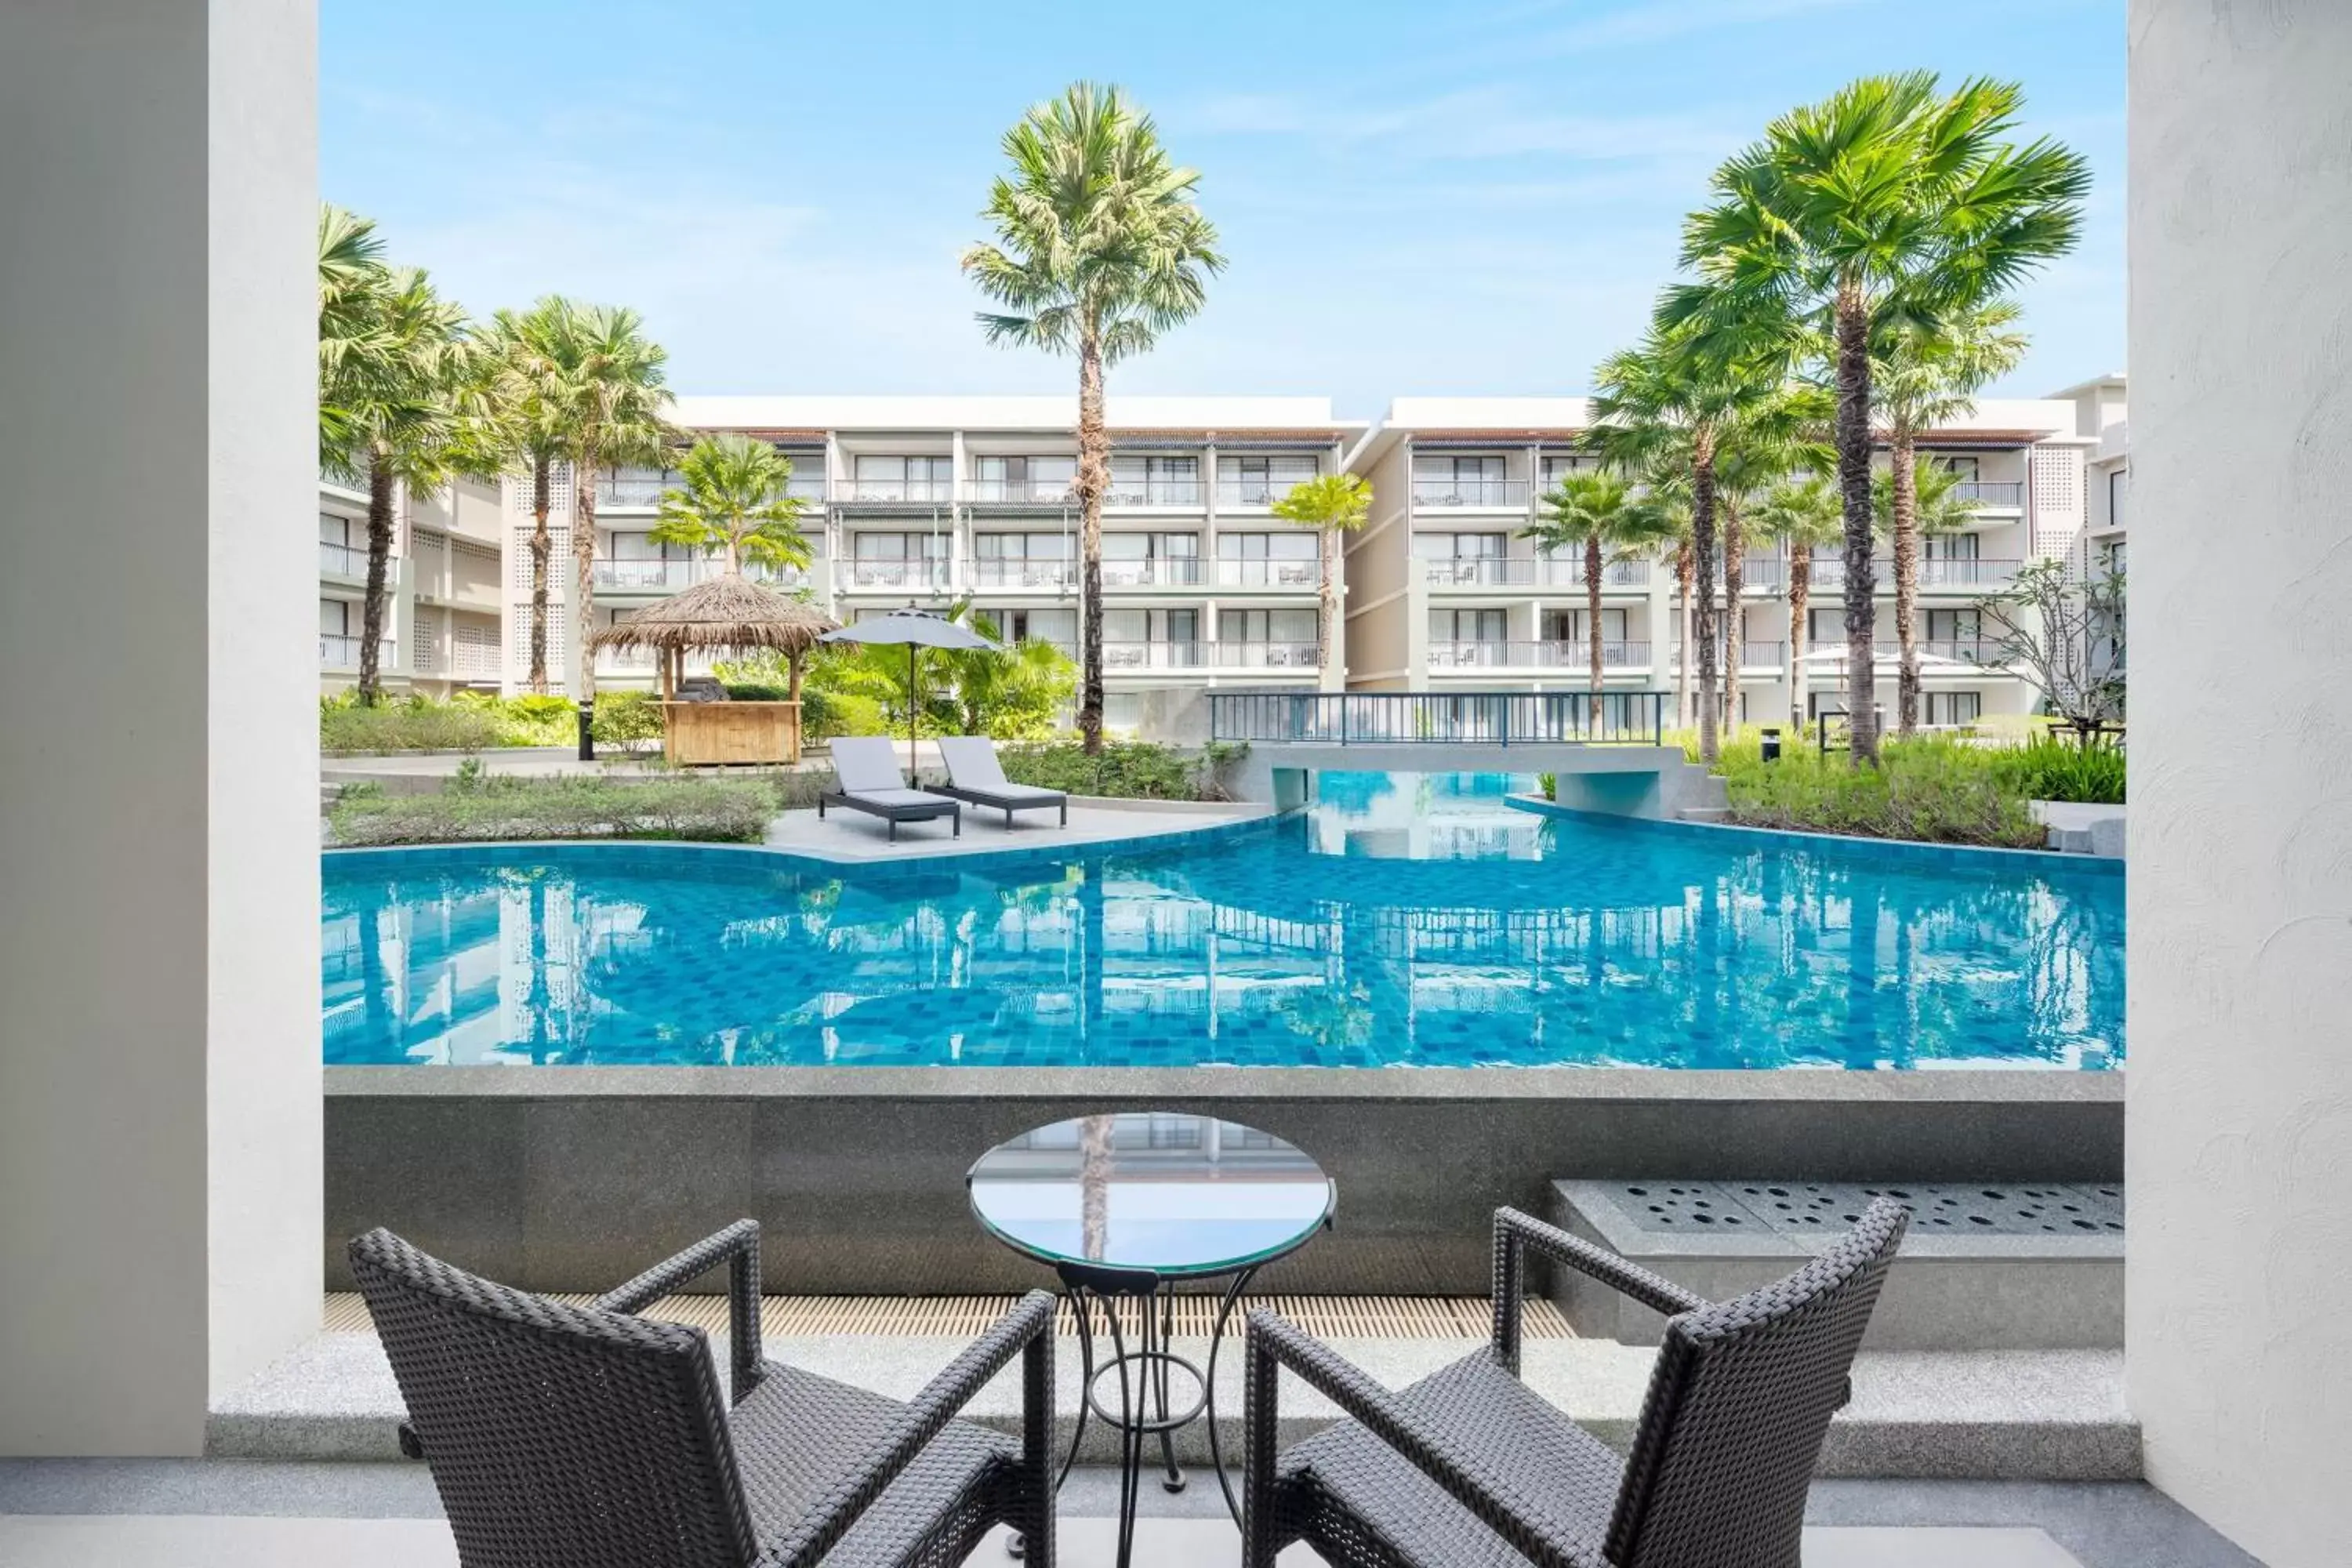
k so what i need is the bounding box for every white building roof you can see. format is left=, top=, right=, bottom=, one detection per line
left=668, top=394, right=1356, bottom=434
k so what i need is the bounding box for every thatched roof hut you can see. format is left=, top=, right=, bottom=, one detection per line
left=586, top=572, right=837, bottom=661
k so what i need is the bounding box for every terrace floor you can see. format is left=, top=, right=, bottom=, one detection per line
left=760, top=797, right=1266, bottom=862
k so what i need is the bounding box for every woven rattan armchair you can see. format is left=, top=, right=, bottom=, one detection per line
left=1241, top=1199, right=1909, bottom=1568
left=350, top=1220, right=1056, bottom=1568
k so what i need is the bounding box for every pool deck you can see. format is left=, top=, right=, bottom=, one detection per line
left=760, top=797, right=1270, bottom=863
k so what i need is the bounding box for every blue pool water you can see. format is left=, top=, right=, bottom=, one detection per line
left=321, top=774, right=2123, bottom=1070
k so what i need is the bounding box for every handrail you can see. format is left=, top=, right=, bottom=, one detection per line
left=1208, top=690, right=1668, bottom=746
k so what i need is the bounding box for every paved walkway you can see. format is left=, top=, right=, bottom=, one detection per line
left=761, top=799, right=1265, bottom=862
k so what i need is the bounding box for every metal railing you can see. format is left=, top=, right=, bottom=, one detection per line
left=594, top=477, right=670, bottom=507
left=592, top=558, right=808, bottom=591
left=1951, top=480, right=2025, bottom=506
left=1104, top=479, right=1204, bottom=506
left=320, top=634, right=395, bottom=670
left=319, top=541, right=367, bottom=578
left=1412, top=478, right=1529, bottom=508
left=970, top=558, right=1075, bottom=589
left=1429, top=640, right=1650, bottom=669
left=1099, top=557, right=1206, bottom=588
left=967, top=478, right=1074, bottom=503
left=1103, top=640, right=1204, bottom=669
left=1421, top=557, right=1649, bottom=588
left=843, top=559, right=951, bottom=589
left=1214, top=478, right=1312, bottom=506
left=1208, top=689, right=1668, bottom=746
left=1214, top=641, right=1319, bottom=669
left=1808, top=555, right=2020, bottom=590
left=842, top=478, right=954, bottom=503
left=1213, top=558, right=1319, bottom=589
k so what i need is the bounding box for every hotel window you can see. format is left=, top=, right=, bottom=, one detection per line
left=1221, top=608, right=1316, bottom=646
left=852, top=454, right=953, bottom=499
left=974, top=533, right=1071, bottom=586
left=1544, top=608, right=1627, bottom=642
left=973, top=455, right=1075, bottom=499
left=1931, top=455, right=1982, bottom=481
left=1926, top=609, right=1983, bottom=646
left=1923, top=532, right=1981, bottom=560
left=1000, top=608, right=1076, bottom=648
left=1102, top=532, right=1200, bottom=584
left=1109, top=455, right=1200, bottom=502
left=1925, top=691, right=1983, bottom=726
left=1216, top=453, right=1318, bottom=503
left=1434, top=608, right=1508, bottom=644
left=1538, top=453, right=1601, bottom=488
left=1218, top=532, right=1316, bottom=586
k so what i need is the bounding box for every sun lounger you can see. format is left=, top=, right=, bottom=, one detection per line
left=929, top=735, right=1069, bottom=828
left=818, top=736, right=961, bottom=840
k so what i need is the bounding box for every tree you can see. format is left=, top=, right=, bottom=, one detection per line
left=1670, top=72, right=2089, bottom=763
left=1749, top=476, right=1843, bottom=728
left=938, top=608, right=1081, bottom=739
left=475, top=302, right=573, bottom=693
left=1705, top=390, right=1831, bottom=731
left=1521, top=470, right=1675, bottom=722
left=1871, top=301, right=2027, bottom=733
left=1629, top=462, right=1695, bottom=728
left=317, top=217, right=477, bottom=706
left=534, top=303, right=674, bottom=751
left=1590, top=323, right=1791, bottom=763
left=652, top=434, right=820, bottom=700
left=1269, top=472, right=1372, bottom=681
left=1974, top=561, right=2125, bottom=739
left=961, top=82, right=1225, bottom=754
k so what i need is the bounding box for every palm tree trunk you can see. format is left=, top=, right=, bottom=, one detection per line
left=528, top=456, right=552, bottom=693
left=575, top=459, right=600, bottom=720
left=1318, top=525, right=1336, bottom=679
left=1722, top=499, right=1745, bottom=736
left=1584, top=532, right=1605, bottom=728
left=1690, top=432, right=1721, bottom=764
left=1834, top=280, right=1879, bottom=764
left=1788, top=552, right=1811, bottom=731
left=1675, top=544, right=1693, bottom=730
left=1890, top=433, right=1921, bottom=736
left=358, top=455, right=394, bottom=706
left=1074, top=336, right=1108, bottom=754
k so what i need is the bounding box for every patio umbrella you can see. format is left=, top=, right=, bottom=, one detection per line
left=819, top=605, right=1000, bottom=773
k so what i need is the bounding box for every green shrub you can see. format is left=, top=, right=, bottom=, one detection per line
left=804, top=690, right=884, bottom=742
left=329, top=774, right=775, bottom=846
left=993, top=740, right=1229, bottom=801
left=722, top=682, right=791, bottom=702
left=1988, top=735, right=2125, bottom=804
left=592, top=690, right=665, bottom=747
left=1712, top=735, right=2045, bottom=848
left=320, top=698, right=501, bottom=754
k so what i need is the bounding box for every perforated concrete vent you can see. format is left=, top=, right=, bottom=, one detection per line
left=1727, top=1182, right=2126, bottom=1238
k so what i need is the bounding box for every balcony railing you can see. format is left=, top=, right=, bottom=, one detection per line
left=842, top=478, right=955, bottom=503
left=1104, top=640, right=1203, bottom=669
left=319, top=541, right=367, bottom=579
left=1430, top=640, right=1650, bottom=669
left=1413, top=477, right=1530, bottom=508
left=1951, top=480, right=2025, bottom=507
left=1214, top=641, right=1319, bottom=669
left=1104, top=479, right=1204, bottom=506
left=1214, top=477, right=1312, bottom=507
left=843, top=559, right=951, bottom=589
left=413, top=639, right=504, bottom=679
left=599, top=475, right=825, bottom=507
left=967, top=478, right=1075, bottom=504
left=970, top=558, right=1075, bottom=589
left=1213, top=558, right=1319, bottom=589
left=320, top=634, right=394, bottom=670
left=1100, top=557, right=1206, bottom=588
left=1209, top=689, right=1668, bottom=746
left=1422, top=557, right=1650, bottom=589
left=592, top=558, right=808, bottom=591
left=1807, top=556, right=2020, bottom=590
left=1736, top=556, right=1785, bottom=590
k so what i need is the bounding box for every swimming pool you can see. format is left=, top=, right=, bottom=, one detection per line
left=321, top=772, right=2122, bottom=1071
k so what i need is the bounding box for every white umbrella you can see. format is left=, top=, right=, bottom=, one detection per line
left=818, top=606, right=1000, bottom=772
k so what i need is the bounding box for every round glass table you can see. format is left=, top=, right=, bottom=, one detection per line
left=967, top=1112, right=1334, bottom=1564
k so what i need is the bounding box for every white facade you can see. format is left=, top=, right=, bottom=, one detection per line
left=1341, top=395, right=2096, bottom=733
left=318, top=471, right=506, bottom=696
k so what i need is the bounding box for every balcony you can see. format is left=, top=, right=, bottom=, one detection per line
left=320, top=634, right=394, bottom=670
left=1422, top=557, right=1649, bottom=589
left=967, top=477, right=1075, bottom=505
left=970, top=558, right=1075, bottom=590
left=319, top=541, right=367, bottom=579
left=591, top=558, right=809, bottom=593
left=1212, top=558, right=1319, bottom=590
left=1413, top=477, right=1529, bottom=509
left=1103, top=479, right=1203, bottom=506
left=1737, top=556, right=1785, bottom=590
left=1430, top=640, right=1650, bottom=670
left=1951, top=480, right=2025, bottom=508
left=842, top=478, right=955, bottom=504
left=1103, top=640, right=1203, bottom=669
left=842, top=559, right=951, bottom=590
left=1668, top=641, right=1788, bottom=670
left=1214, top=477, right=1312, bottom=507
left=414, top=638, right=503, bottom=680
left=1808, top=556, right=2020, bottom=591
left=1214, top=641, right=1319, bottom=670
left=1099, top=557, right=1206, bottom=589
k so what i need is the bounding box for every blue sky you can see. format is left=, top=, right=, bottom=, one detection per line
left=321, top=0, right=2125, bottom=418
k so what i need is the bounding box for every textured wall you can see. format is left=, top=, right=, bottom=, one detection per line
left=2128, top=4, right=2352, bottom=1563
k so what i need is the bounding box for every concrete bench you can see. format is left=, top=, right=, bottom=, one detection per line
left=1547, top=1179, right=2124, bottom=1352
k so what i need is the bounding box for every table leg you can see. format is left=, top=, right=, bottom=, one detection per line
left=1202, top=1264, right=1261, bottom=1525
left=1151, top=1283, right=1185, bottom=1494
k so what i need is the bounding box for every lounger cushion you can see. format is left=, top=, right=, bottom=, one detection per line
left=829, top=736, right=909, bottom=795
left=837, top=787, right=955, bottom=812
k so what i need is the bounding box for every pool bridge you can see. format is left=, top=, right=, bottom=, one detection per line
left=1207, top=690, right=1728, bottom=819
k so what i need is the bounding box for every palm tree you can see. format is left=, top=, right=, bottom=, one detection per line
left=1669, top=73, right=2089, bottom=762
left=652, top=434, right=819, bottom=699
left=1269, top=472, right=1372, bottom=681
left=1750, top=476, right=1843, bottom=729
left=1703, top=390, right=1831, bottom=733
left=475, top=302, right=572, bottom=693
left=317, top=205, right=390, bottom=463
left=1872, top=302, right=2027, bottom=733
left=1521, top=470, right=1674, bottom=723
left=1590, top=324, right=1790, bottom=763
left=318, top=251, right=476, bottom=705
left=534, top=303, right=674, bottom=753
left=1629, top=463, right=1695, bottom=728
left=939, top=608, right=1080, bottom=739
left=961, top=82, right=1225, bottom=753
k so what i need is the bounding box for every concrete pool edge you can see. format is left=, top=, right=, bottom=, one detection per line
left=324, top=1066, right=2122, bottom=1296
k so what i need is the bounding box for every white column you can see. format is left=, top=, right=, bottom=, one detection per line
left=2129, top=5, right=2352, bottom=1563
left=0, top=0, right=320, bottom=1454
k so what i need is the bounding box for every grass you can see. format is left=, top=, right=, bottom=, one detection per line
left=328, top=771, right=780, bottom=847
left=1987, top=735, right=2126, bottom=805
left=1697, top=734, right=2050, bottom=848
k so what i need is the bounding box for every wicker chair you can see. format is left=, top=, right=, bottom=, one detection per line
left=349, top=1221, right=1055, bottom=1568
left=1241, top=1198, right=1910, bottom=1568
